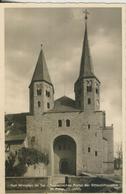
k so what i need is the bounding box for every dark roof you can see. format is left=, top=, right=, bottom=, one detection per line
left=78, top=22, right=96, bottom=79
left=5, top=113, right=28, bottom=142
left=5, top=134, right=26, bottom=142
left=30, top=48, right=52, bottom=86
left=49, top=96, right=80, bottom=112
left=5, top=97, right=80, bottom=142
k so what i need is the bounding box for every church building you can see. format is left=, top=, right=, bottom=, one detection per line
left=26, top=14, right=114, bottom=175
left=6, top=13, right=114, bottom=176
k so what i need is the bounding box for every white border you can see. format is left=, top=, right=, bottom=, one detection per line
left=0, top=3, right=125, bottom=194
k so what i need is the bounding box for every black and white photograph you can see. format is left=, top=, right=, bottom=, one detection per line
left=5, top=6, right=122, bottom=193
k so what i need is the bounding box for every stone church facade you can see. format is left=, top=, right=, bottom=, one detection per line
left=26, top=18, right=114, bottom=176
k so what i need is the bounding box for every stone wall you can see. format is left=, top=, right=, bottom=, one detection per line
left=103, top=126, right=114, bottom=173
left=26, top=109, right=112, bottom=175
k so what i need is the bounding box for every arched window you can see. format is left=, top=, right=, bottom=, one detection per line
left=47, top=102, right=50, bottom=109
left=87, top=80, right=92, bottom=92
left=88, top=124, right=90, bottom=129
left=95, top=83, right=99, bottom=94
left=58, top=120, right=62, bottom=127
left=88, top=147, right=91, bottom=152
left=37, top=88, right=42, bottom=95
left=88, top=98, right=91, bottom=104
left=46, top=90, right=50, bottom=97
left=38, top=101, right=41, bottom=107
left=66, top=119, right=70, bottom=127
left=95, top=151, right=98, bottom=156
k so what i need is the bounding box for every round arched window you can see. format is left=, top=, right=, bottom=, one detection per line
left=66, top=119, right=70, bottom=127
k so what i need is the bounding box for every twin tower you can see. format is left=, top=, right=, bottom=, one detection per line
left=29, top=19, right=100, bottom=114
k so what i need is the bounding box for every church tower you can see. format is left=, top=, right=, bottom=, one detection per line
left=74, top=11, right=100, bottom=111
left=29, top=46, right=54, bottom=115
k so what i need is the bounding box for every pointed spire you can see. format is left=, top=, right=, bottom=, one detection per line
left=79, top=10, right=95, bottom=79
left=30, top=45, right=52, bottom=85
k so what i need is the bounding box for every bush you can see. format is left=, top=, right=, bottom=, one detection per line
left=18, top=147, right=49, bottom=165
left=5, top=147, right=49, bottom=177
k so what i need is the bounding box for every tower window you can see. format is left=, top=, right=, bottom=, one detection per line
left=38, top=101, right=41, bottom=107
left=47, top=102, right=50, bottom=109
left=66, top=119, right=70, bottom=127
left=58, top=120, right=62, bottom=127
left=96, top=88, right=99, bottom=94
left=88, top=147, right=91, bottom=152
left=37, top=88, right=42, bottom=95
left=95, top=83, right=99, bottom=94
left=88, top=124, right=90, bottom=129
left=87, top=80, right=92, bottom=92
left=46, top=90, right=50, bottom=97
left=88, top=98, right=91, bottom=104
left=95, top=151, right=98, bottom=156
left=87, top=86, right=92, bottom=92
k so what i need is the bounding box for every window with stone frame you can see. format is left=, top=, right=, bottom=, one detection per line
left=95, top=82, right=99, bottom=94
left=66, top=119, right=70, bottom=127
left=88, top=147, right=91, bottom=152
left=47, top=102, right=50, bottom=109
left=46, top=90, right=50, bottom=97
left=58, top=120, right=62, bottom=127
left=88, top=124, right=90, bottom=129
left=95, top=151, right=98, bottom=156
left=87, top=80, right=92, bottom=92
left=88, top=98, right=91, bottom=104
left=38, top=101, right=41, bottom=107
left=37, top=88, right=42, bottom=95
left=37, top=84, right=42, bottom=95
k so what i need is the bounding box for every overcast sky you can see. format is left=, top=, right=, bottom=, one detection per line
left=5, top=7, right=122, bottom=146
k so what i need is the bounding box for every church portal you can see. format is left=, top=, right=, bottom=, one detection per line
left=53, top=135, right=76, bottom=175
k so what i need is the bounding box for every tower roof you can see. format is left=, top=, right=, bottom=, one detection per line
left=79, top=17, right=95, bottom=79
left=30, top=47, right=52, bottom=86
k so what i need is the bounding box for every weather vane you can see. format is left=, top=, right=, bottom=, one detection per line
left=83, top=9, right=90, bottom=21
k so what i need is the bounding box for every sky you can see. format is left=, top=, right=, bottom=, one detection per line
left=5, top=7, right=122, bottom=146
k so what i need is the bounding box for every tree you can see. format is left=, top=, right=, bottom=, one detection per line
left=5, top=147, right=49, bottom=177
left=114, top=143, right=122, bottom=170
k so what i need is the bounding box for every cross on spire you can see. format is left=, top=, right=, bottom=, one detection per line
left=83, top=9, right=89, bottom=21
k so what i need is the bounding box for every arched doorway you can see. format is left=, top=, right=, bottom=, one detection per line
left=53, top=135, right=76, bottom=175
